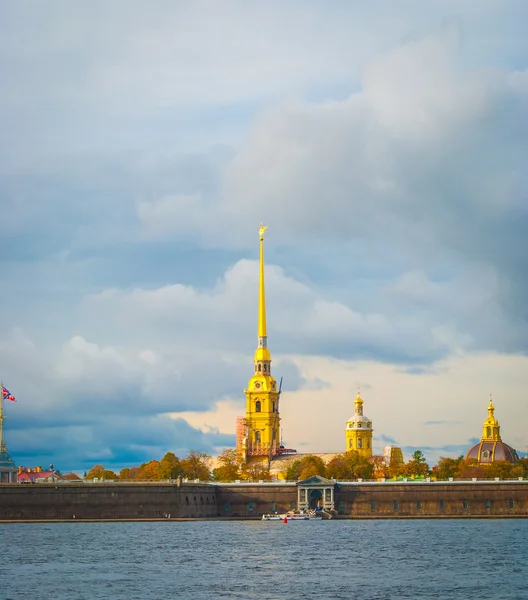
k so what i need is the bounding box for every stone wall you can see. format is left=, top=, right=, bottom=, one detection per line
left=1, top=481, right=527, bottom=520
left=334, top=481, right=528, bottom=517
left=215, top=483, right=296, bottom=517
left=0, top=482, right=217, bottom=520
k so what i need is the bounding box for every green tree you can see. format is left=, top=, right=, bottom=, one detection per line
left=213, top=449, right=240, bottom=482
left=403, top=450, right=429, bottom=478
left=181, top=450, right=211, bottom=481
left=159, top=452, right=183, bottom=480
left=85, top=464, right=105, bottom=480
left=434, top=456, right=464, bottom=480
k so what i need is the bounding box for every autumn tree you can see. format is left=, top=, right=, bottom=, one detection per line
left=285, top=455, right=326, bottom=480
left=240, top=462, right=272, bottom=482
left=402, top=450, right=430, bottom=478
left=181, top=450, right=211, bottom=481
left=136, top=460, right=161, bottom=481
left=119, top=466, right=140, bottom=480
left=159, top=452, right=183, bottom=480
left=456, top=459, right=486, bottom=479
left=62, top=472, right=81, bottom=480
left=370, top=455, right=390, bottom=479
left=434, top=456, right=464, bottom=480
left=326, top=451, right=374, bottom=480
left=85, top=464, right=105, bottom=480
left=213, top=449, right=241, bottom=482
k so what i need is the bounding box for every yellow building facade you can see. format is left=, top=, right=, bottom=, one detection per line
left=345, top=391, right=373, bottom=458
left=236, top=224, right=281, bottom=466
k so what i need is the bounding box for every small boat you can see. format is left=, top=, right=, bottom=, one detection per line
left=262, top=510, right=323, bottom=521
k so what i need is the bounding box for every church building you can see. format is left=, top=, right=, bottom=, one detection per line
left=465, top=396, right=518, bottom=464
left=236, top=224, right=283, bottom=467
left=345, top=390, right=373, bottom=458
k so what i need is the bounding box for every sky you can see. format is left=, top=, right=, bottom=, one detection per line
left=1, top=1, right=527, bottom=472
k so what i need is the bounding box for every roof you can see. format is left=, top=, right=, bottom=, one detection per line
left=465, top=440, right=518, bottom=463
left=296, top=475, right=336, bottom=486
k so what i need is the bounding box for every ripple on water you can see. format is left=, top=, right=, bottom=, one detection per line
left=0, top=520, right=527, bottom=600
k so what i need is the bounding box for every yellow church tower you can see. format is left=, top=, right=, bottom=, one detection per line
left=345, top=389, right=373, bottom=458
left=237, top=224, right=281, bottom=466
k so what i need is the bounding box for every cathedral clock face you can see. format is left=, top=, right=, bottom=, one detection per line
left=254, top=382, right=261, bottom=389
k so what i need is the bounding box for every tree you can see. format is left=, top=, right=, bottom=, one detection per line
left=119, top=466, right=140, bottom=480
left=85, top=464, right=105, bottom=480
left=326, top=452, right=374, bottom=480
left=402, top=450, right=429, bottom=478
left=62, top=472, right=81, bottom=480
left=370, top=455, right=390, bottom=479
left=181, top=450, right=211, bottom=481
left=240, top=462, right=272, bottom=482
left=213, top=449, right=240, bottom=482
left=285, top=455, right=326, bottom=480
left=101, top=469, right=118, bottom=480
left=159, top=452, right=183, bottom=480
left=434, top=456, right=464, bottom=480
left=137, top=460, right=161, bottom=481
left=456, top=459, right=486, bottom=479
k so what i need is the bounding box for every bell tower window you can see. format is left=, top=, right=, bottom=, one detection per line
left=258, top=364, right=262, bottom=372
left=255, top=431, right=261, bottom=443
left=358, top=438, right=363, bottom=449
left=255, top=400, right=261, bottom=413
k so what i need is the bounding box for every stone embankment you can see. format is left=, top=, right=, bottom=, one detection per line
left=1, top=479, right=527, bottom=521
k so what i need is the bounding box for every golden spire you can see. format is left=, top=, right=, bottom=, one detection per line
left=254, top=223, right=271, bottom=363
left=482, top=393, right=501, bottom=441
left=354, top=387, right=364, bottom=415
left=258, top=222, right=267, bottom=339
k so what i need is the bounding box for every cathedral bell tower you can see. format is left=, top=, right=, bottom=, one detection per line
left=345, top=389, right=373, bottom=458
left=237, top=224, right=281, bottom=465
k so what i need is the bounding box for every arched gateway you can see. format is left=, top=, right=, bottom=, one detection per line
left=297, top=475, right=336, bottom=511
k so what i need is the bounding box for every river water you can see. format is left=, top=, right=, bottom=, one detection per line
left=1, top=519, right=526, bottom=599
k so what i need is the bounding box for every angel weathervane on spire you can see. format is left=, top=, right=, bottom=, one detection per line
left=259, top=222, right=268, bottom=240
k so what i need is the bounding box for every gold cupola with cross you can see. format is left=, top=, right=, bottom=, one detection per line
left=237, top=224, right=281, bottom=465
left=465, top=394, right=518, bottom=464
left=345, top=389, right=373, bottom=458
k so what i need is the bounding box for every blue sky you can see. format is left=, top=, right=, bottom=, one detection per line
left=1, top=1, right=527, bottom=471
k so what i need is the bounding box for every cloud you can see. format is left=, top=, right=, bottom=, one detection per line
left=1, top=7, right=528, bottom=472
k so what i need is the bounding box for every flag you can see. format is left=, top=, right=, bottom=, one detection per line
left=2, top=386, right=16, bottom=402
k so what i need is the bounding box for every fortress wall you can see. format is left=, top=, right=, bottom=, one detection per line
left=1, top=481, right=528, bottom=520
left=0, top=483, right=217, bottom=520
left=215, top=484, right=297, bottom=517
left=335, top=482, right=528, bottom=517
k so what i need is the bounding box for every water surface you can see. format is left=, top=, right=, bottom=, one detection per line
left=1, top=519, right=526, bottom=599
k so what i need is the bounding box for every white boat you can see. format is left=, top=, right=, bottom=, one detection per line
left=262, top=510, right=323, bottom=521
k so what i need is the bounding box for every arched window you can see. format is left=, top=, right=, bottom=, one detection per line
left=272, top=402, right=275, bottom=412
left=258, top=364, right=262, bottom=372
left=263, top=364, right=267, bottom=372
left=255, top=400, right=261, bottom=412
left=358, top=438, right=363, bottom=449
left=367, top=439, right=370, bottom=448
left=349, top=439, right=353, bottom=448
left=486, top=426, right=491, bottom=438
left=255, top=431, right=261, bottom=442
